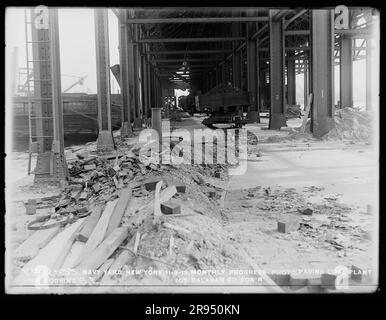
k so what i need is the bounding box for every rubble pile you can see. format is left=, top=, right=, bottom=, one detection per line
left=323, top=107, right=372, bottom=143
left=11, top=135, right=250, bottom=289
left=227, top=186, right=370, bottom=255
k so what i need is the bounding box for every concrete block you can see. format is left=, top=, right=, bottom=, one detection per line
left=161, top=201, right=181, bottom=215
left=277, top=215, right=300, bottom=233
left=269, top=273, right=290, bottom=286
left=289, top=274, right=309, bottom=289
left=92, top=183, right=101, bottom=193
left=25, top=199, right=36, bottom=215
left=299, top=208, right=313, bottom=215
left=84, top=164, right=96, bottom=171
left=174, top=183, right=186, bottom=194
left=208, top=191, right=217, bottom=198
left=350, top=265, right=373, bottom=283
left=144, top=178, right=162, bottom=191
left=321, top=273, right=337, bottom=290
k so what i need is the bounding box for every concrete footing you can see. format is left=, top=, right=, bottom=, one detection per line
left=34, top=150, right=67, bottom=183
left=152, top=108, right=162, bottom=143
left=246, top=110, right=259, bottom=123
left=269, top=113, right=287, bottom=130
left=97, top=130, right=115, bottom=152
left=120, top=121, right=131, bottom=137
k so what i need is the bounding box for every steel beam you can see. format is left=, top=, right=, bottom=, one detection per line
left=285, top=30, right=310, bottom=35
left=339, top=35, right=353, bottom=108
left=138, top=37, right=244, bottom=43
left=126, top=17, right=268, bottom=24
left=118, top=9, right=132, bottom=136
left=145, top=49, right=232, bottom=55
left=151, top=58, right=221, bottom=63
left=155, top=64, right=215, bottom=69
left=287, top=54, right=296, bottom=105
left=310, top=9, right=335, bottom=137
left=94, top=8, right=114, bottom=151
left=269, top=10, right=287, bottom=129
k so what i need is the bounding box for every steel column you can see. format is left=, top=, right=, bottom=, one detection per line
left=31, top=8, right=67, bottom=182
left=94, top=9, right=115, bottom=151
left=287, top=54, right=296, bottom=105
left=246, top=11, right=260, bottom=123
left=310, top=10, right=335, bottom=137
left=339, top=35, right=353, bottom=108
left=30, top=8, right=67, bottom=182
left=232, top=17, right=242, bottom=89
left=118, top=9, right=132, bottom=136
left=304, top=59, right=309, bottom=108
left=269, top=10, right=287, bottom=129
left=366, top=38, right=372, bottom=110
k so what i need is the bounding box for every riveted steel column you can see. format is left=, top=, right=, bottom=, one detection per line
left=232, top=15, right=242, bottom=89
left=366, top=38, right=372, bottom=111
left=94, top=9, right=115, bottom=152
left=269, top=9, right=287, bottom=129
left=246, top=10, right=260, bottom=123
left=287, top=53, right=296, bottom=105
left=310, top=9, right=335, bottom=137
left=118, top=9, right=132, bottom=136
left=339, top=34, right=353, bottom=108
left=31, top=8, right=67, bottom=182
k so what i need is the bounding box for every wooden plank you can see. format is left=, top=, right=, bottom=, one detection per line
left=77, top=227, right=129, bottom=271
left=236, top=246, right=284, bottom=293
left=133, top=232, right=141, bottom=254
left=163, top=222, right=191, bottom=235
left=300, top=93, right=313, bottom=133
left=13, top=218, right=85, bottom=286
left=100, top=250, right=130, bottom=284
left=94, top=258, right=114, bottom=282
left=76, top=199, right=118, bottom=266
left=61, top=241, right=85, bottom=269
left=153, top=181, right=163, bottom=225
left=77, top=205, right=103, bottom=242
left=105, top=188, right=132, bottom=238
left=13, top=222, right=60, bottom=261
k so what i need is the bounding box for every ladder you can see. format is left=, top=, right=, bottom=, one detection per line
left=24, top=8, right=54, bottom=175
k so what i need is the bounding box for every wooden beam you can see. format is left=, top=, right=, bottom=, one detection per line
left=77, top=227, right=129, bottom=271
left=105, top=188, right=132, bottom=238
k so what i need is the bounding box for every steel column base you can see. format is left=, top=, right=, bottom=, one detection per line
left=133, top=117, right=143, bottom=130
left=34, top=150, right=67, bottom=183
left=312, top=117, right=335, bottom=138
left=269, top=113, right=287, bottom=130
left=246, top=110, right=259, bottom=123
left=97, top=130, right=115, bottom=152
left=120, top=121, right=132, bottom=137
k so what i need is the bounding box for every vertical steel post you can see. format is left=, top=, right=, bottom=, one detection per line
left=310, top=9, right=335, bottom=137
left=246, top=10, right=260, bottom=123
left=340, top=35, right=353, bottom=108
left=366, top=38, right=372, bottom=111
left=118, top=9, right=132, bottom=136
left=31, top=8, right=67, bottom=182
left=268, top=9, right=287, bottom=129
left=287, top=53, right=296, bottom=105
left=94, top=8, right=114, bottom=151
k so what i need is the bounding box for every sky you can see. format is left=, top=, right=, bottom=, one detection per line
left=5, top=7, right=378, bottom=107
